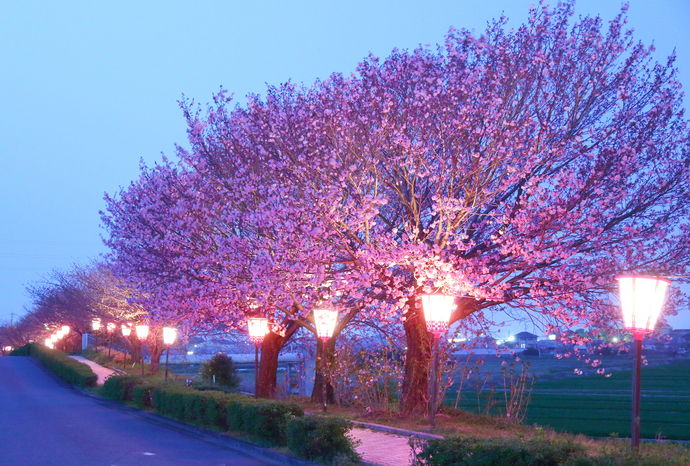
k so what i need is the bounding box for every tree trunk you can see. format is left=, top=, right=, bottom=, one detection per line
left=256, top=320, right=300, bottom=398
left=311, top=337, right=335, bottom=404
left=148, top=342, right=164, bottom=373
left=400, top=297, right=432, bottom=414
left=129, top=333, right=140, bottom=365
left=257, top=331, right=282, bottom=398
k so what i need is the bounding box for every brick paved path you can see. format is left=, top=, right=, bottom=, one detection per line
left=349, top=428, right=414, bottom=466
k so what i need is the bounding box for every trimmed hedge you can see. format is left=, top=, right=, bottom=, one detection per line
left=20, top=343, right=98, bottom=387
left=9, top=343, right=32, bottom=356
left=286, top=416, right=360, bottom=464
left=101, top=375, right=356, bottom=462
left=411, top=436, right=690, bottom=466
left=411, top=436, right=585, bottom=466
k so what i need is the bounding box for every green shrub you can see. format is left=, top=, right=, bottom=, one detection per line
left=100, top=375, right=142, bottom=401
left=30, top=344, right=98, bottom=387
left=241, top=400, right=304, bottom=445
left=225, top=394, right=257, bottom=432
left=9, top=343, right=31, bottom=356
left=286, top=416, right=360, bottom=464
left=132, top=383, right=154, bottom=409
left=411, top=436, right=585, bottom=466
left=199, top=353, right=240, bottom=389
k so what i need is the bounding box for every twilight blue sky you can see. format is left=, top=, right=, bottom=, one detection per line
left=1, top=1, right=688, bottom=332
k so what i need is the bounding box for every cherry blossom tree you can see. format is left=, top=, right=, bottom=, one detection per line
left=103, top=1, right=689, bottom=412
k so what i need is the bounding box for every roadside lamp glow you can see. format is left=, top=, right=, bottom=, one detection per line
left=50, top=334, right=59, bottom=343
left=92, top=319, right=101, bottom=331
left=247, top=317, right=269, bottom=398
left=162, top=327, right=177, bottom=381
left=121, top=325, right=131, bottom=337
left=135, top=324, right=149, bottom=375
left=45, top=338, right=52, bottom=347
left=56, top=330, right=64, bottom=339
left=61, top=325, right=70, bottom=335
left=314, top=309, right=338, bottom=412
left=421, top=294, right=456, bottom=429
left=135, top=325, right=149, bottom=341
left=617, top=275, right=670, bottom=451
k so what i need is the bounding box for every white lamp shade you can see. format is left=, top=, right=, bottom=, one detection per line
left=617, top=276, right=670, bottom=336
left=421, top=294, right=455, bottom=336
left=45, top=338, right=52, bottom=346
left=121, top=325, right=131, bottom=337
left=46, top=341, right=54, bottom=349
left=50, top=334, right=59, bottom=343
left=247, top=318, right=269, bottom=344
left=314, top=309, right=338, bottom=340
left=61, top=325, right=70, bottom=334
left=163, top=327, right=177, bottom=345
left=56, top=330, right=64, bottom=339
left=92, top=319, right=101, bottom=331
left=135, top=324, right=149, bottom=341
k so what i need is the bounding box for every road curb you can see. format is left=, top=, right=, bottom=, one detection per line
left=74, top=387, right=320, bottom=466
left=28, top=357, right=317, bottom=466
left=350, top=420, right=445, bottom=440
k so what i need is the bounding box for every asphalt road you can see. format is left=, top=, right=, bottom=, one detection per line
left=0, top=357, right=275, bottom=466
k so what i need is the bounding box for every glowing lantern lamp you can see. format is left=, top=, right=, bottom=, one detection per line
left=61, top=325, right=70, bottom=335
left=617, top=275, right=670, bottom=450
left=135, top=325, right=149, bottom=341
left=163, top=327, right=177, bottom=381
left=92, top=319, right=101, bottom=331
left=45, top=338, right=52, bottom=347
left=135, top=325, right=149, bottom=375
left=247, top=318, right=269, bottom=398
left=314, top=309, right=338, bottom=412
left=421, top=294, right=456, bottom=429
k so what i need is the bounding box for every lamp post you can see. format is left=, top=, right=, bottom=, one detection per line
left=314, top=308, right=338, bottom=412
left=247, top=318, right=269, bottom=398
left=135, top=324, right=149, bottom=376
left=106, top=323, right=116, bottom=358
left=617, top=275, right=670, bottom=450
left=121, top=325, right=131, bottom=371
left=163, top=327, right=177, bottom=381
left=421, top=294, right=455, bottom=428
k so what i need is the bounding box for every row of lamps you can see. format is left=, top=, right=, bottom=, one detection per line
left=245, top=274, right=670, bottom=451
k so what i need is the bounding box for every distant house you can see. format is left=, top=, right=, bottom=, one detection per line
left=670, top=330, right=690, bottom=349
left=513, top=332, right=538, bottom=349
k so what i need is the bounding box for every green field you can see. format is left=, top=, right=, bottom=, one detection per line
left=445, top=356, right=690, bottom=440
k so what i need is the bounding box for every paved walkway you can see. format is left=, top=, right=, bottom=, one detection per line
left=70, top=355, right=119, bottom=385
left=349, top=427, right=415, bottom=466
left=69, top=356, right=435, bottom=465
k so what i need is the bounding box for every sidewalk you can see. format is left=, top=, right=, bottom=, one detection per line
left=70, top=356, right=435, bottom=466
left=70, top=355, right=118, bottom=385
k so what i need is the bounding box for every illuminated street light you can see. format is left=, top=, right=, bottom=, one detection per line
left=421, top=294, right=456, bottom=428
left=247, top=318, right=269, bottom=398
left=61, top=325, right=70, bottom=335
left=314, top=308, right=338, bottom=412
left=163, top=327, right=177, bottom=381
left=92, top=319, right=101, bottom=331
left=617, top=275, right=670, bottom=451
